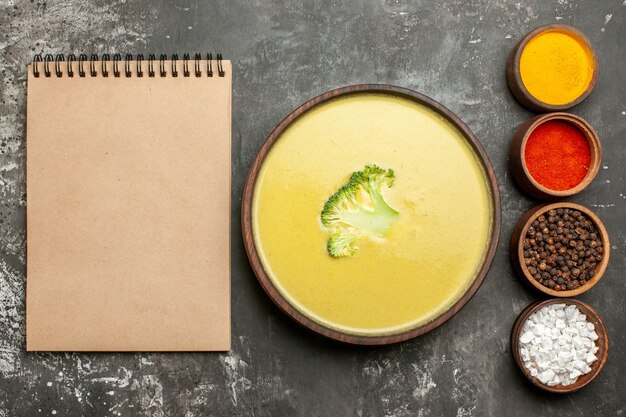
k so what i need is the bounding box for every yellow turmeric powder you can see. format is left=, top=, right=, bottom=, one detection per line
left=520, top=30, right=595, bottom=105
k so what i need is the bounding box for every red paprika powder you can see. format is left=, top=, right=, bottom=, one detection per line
left=524, top=120, right=591, bottom=191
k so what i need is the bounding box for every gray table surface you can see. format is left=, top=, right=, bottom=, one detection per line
left=1, top=0, right=624, bottom=416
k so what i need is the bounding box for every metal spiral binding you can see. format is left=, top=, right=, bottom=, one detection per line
left=78, top=54, right=87, bottom=77
left=171, top=54, right=179, bottom=77
left=101, top=53, right=110, bottom=77
left=44, top=54, right=53, bottom=77
left=183, top=53, right=190, bottom=77
left=207, top=53, right=213, bottom=77
left=90, top=54, right=98, bottom=77
left=66, top=54, right=75, bottom=77
left=32, top=53, right=225, bottom=78
left=216, top=53, right=225, bottom=77
left=159, top=54, right=167, bottom=77
left=136, top=54, right=144, bottom=77
left=113, top=54, right=122, bottom=77
left=125, top=54, right=133, bottom=77
left=148, top=54, right=156, bottom=77
left=194, top=53, right=202, bottom=77
left=54, top=54, right=64, bottom=77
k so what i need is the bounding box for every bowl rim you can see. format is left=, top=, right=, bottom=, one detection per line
left=241, top=84, right=502, bottom=345
left=512, top=202, right=610, bottom=297
left=517, top=112, right=602, bottom=198
left=511, top=298, right=609, bottom=393
left=508, top=23, right=598, bottom=112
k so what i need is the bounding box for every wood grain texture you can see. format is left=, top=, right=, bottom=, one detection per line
left=508, top=112, right=602, bottom=200
left=241, top=84, right=501, bottom=345
left=510, top=202, right=610, bottom=298
left=506, top=24, right=598, bottom=113
left=511, top=298, right=609, bottom=393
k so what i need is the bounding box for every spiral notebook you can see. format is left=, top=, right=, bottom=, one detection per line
left=26, top=53, right=231, bottom=351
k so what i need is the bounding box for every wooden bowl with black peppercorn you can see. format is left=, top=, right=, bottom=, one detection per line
left=511, top=202, right=610, bottom=297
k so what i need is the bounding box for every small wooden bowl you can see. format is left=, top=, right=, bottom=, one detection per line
left=511, top=299, right=609, bottom=393
left=509, top=112, right=601, bottom=200
left=510, top=202, right=610, bottom=297
left=506, top=24, right=598, bottom=112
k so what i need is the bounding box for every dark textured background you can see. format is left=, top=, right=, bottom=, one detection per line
left=0, top=1, right=624, bottom=416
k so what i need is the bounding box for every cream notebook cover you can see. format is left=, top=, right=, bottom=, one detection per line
left=26, top=54, right=231, bottom=351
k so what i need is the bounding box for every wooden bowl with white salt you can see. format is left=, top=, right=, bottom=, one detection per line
left=511, top=298, right=608, bottom=393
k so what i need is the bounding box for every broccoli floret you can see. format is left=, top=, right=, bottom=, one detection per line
left=321, top=165, right=399, bottom=257
left=327, top=229, right=359, bottom=258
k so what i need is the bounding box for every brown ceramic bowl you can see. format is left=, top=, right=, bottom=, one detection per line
left=506, top=24, right=598, bottom=112
left=242, top=84, right=501, bottom=345
left=511, top=299, right=608, bottom=393
left=509, top=112, right=601, bottom=200
left=511, top=202, right=610, bottom=297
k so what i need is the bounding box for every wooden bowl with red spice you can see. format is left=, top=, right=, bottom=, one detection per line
left=510, top=202, right=610, bottom=297
left=509, top=112, right=601, bottom=200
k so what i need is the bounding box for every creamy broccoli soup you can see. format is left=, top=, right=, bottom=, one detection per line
left=252, top=93, right=493, bottom=336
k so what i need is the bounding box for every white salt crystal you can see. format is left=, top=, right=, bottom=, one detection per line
left=570, top=369, right=581, bottom=379
left=574, top=360, right=587, bottom=372
left=541, top=337, right=553, bottom=349
left=586, top=353, right=597, bottom=364
left=538, top=360, right=550, bottom=370
left=574, top=349, right=585, bottom=360
left=558, top=351, right=573, bottom=365
left=589, top=331, right=599, bottom=341
left=520, top=331, right=534, bottom=343
left=538, top=369, right=555, bottom=384
left=533, top=324, right=546, bottom=336
left=520, top=347, right=529, bottom=360
left=572, top=336, right=584, bottom=349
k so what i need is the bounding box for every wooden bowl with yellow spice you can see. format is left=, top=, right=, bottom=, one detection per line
left=506, top=24, right=598, bottom=112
